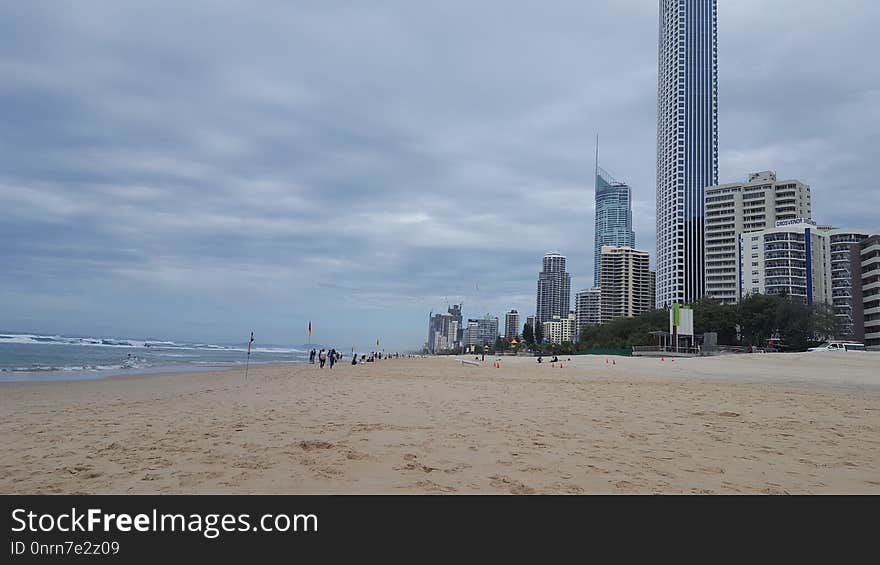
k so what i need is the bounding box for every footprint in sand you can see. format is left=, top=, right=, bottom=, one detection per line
left=489, top=474, right=535, bottom=494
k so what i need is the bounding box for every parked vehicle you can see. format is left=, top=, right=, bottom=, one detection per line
left=808, top=341, right=866, bottom=352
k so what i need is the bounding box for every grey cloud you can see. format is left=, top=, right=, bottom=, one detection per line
left=1, top=1, right=878, bottom=348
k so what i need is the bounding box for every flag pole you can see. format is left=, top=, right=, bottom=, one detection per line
left=244, top=331, right=254, bottom=380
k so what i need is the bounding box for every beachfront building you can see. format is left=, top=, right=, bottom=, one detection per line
left=536, top=252, right=571, bottom=324
left=542, top=312, right=577, bottom=345
left=595, top=167, right=635, bottom=287
left=828, top=230, right=875, bottom=336
left=464, top=315, right=499, bottom=348
left=656, top=0, right=719, bottom=307
left=704, top=171, right=812, bottom=303
left=740, top=221, right=878, bottom=322
left=600, top=246, right=656, bottom=324
left=575, top=288, right=602, bottom=340
left=504, top=310, right=520, bottom=341
left=850, top=235, right=880, bottom=347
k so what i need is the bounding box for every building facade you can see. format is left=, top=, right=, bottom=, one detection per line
left=463, top=321, right=481, bottom=348
left=704, top=171, right=812, bottom=302
left=504, top=310, right=520, bottom=340
left=656, top=0, right=719, bottom=307
left=600, top=246, right=656, bottom=324
left=595, top=167, right=635, bottom=287
left=542, top=312, right=577, bottom=345
left=536, top=252, right=572, bottom=324
left=463, top=315, right=499, bottom=348
left=828, top=230, right=872, bottom=336
left=739, top=221, right=877, bottom=326
left=575, top=288, right=602, bottom=340
left=850, top=235, right=880, bottom=347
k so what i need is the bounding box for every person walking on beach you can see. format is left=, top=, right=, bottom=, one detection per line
left=318, top=348, right=327, bottom=368
left=309, top=349, right=316, bottom=364
left=329, top=348, right=337, bottom=369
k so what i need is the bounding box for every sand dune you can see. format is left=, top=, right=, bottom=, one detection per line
left=1, top=353, right=878, bottom=494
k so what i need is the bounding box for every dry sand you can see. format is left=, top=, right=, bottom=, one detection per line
left=1, top=352, right=878, bottom=494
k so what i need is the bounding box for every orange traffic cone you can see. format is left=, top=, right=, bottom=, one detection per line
left=560, top=363, right=564, bottom=369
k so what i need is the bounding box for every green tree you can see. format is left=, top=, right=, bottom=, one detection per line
left=691, top=298, right=738, bottom=344
left=534, top=322, right=544, bottom=346
left=738, top=294, right=779, bottom=346
left=522, top=323, right=534, bottom=349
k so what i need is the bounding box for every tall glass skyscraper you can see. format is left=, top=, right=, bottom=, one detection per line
left=656, top=0, right=719, bottom=306
left=594, top=167, right=635, bottom=287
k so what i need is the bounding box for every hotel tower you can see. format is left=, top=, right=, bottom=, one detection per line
left=656, top=0, right=719, bottom=306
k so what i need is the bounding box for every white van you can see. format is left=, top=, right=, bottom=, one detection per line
left=808, top=341, right=866, bottom=352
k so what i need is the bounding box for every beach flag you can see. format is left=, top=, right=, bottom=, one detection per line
left=308, top=321, right=312, bottom=337
left=248, top=331, right=254, bottom=354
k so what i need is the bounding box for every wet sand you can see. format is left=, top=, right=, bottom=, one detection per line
left=1, top=352, right=878, bottom=494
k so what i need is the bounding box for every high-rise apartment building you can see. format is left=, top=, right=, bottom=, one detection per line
left=542, top=312, right=577, bottom=345
left=828, top=230, right=874, bottom=336
left=575, top=288, right=602, bottom=339
left=536, top=252, right=571, bottom=324
left=595, top=167, right=635, bottom=287
left=850, top=235, right=880, bottom=347
left=600, top=246, right=656, bottom=323
left=656, top=0, right=719, bottom=306
left=463, top=314, right=499, bottom=347
left=704, top=171, right=812, bottom=302
left=504, top=310, right=520, bottom=340
left=740, top=221, right=877, bottom=327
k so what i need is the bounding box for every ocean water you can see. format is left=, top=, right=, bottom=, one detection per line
left=0, top=333, right=308, bottom=382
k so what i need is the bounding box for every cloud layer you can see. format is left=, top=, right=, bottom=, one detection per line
left=2, top=1, right=878, bottom=348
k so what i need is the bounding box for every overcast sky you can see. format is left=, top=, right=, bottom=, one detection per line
left=2, top=1, right=878, bottom=349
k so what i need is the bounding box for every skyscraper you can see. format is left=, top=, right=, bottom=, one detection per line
left=536, top=252, right=571, bottom=324
left=656, top=0, right=719, bottom=306
left=594, top=165, right=635, bottom=287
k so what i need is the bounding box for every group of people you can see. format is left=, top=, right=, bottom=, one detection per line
left=309, top=348, right=342, bottom=368
left=536, top=355, right=565, bottom=364
left=308, top=349, right=409, bottom=368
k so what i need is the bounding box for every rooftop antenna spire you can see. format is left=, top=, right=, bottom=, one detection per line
left=595, top=133, right=599, bottom=187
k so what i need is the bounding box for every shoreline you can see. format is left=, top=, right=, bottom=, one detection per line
left=0, top=360, right=300, bottom=385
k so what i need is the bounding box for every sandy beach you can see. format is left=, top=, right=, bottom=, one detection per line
left=1, top=353, right=879, bottom=494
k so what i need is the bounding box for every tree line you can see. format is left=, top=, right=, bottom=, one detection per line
left=520, top=294, right=839, bottom=354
